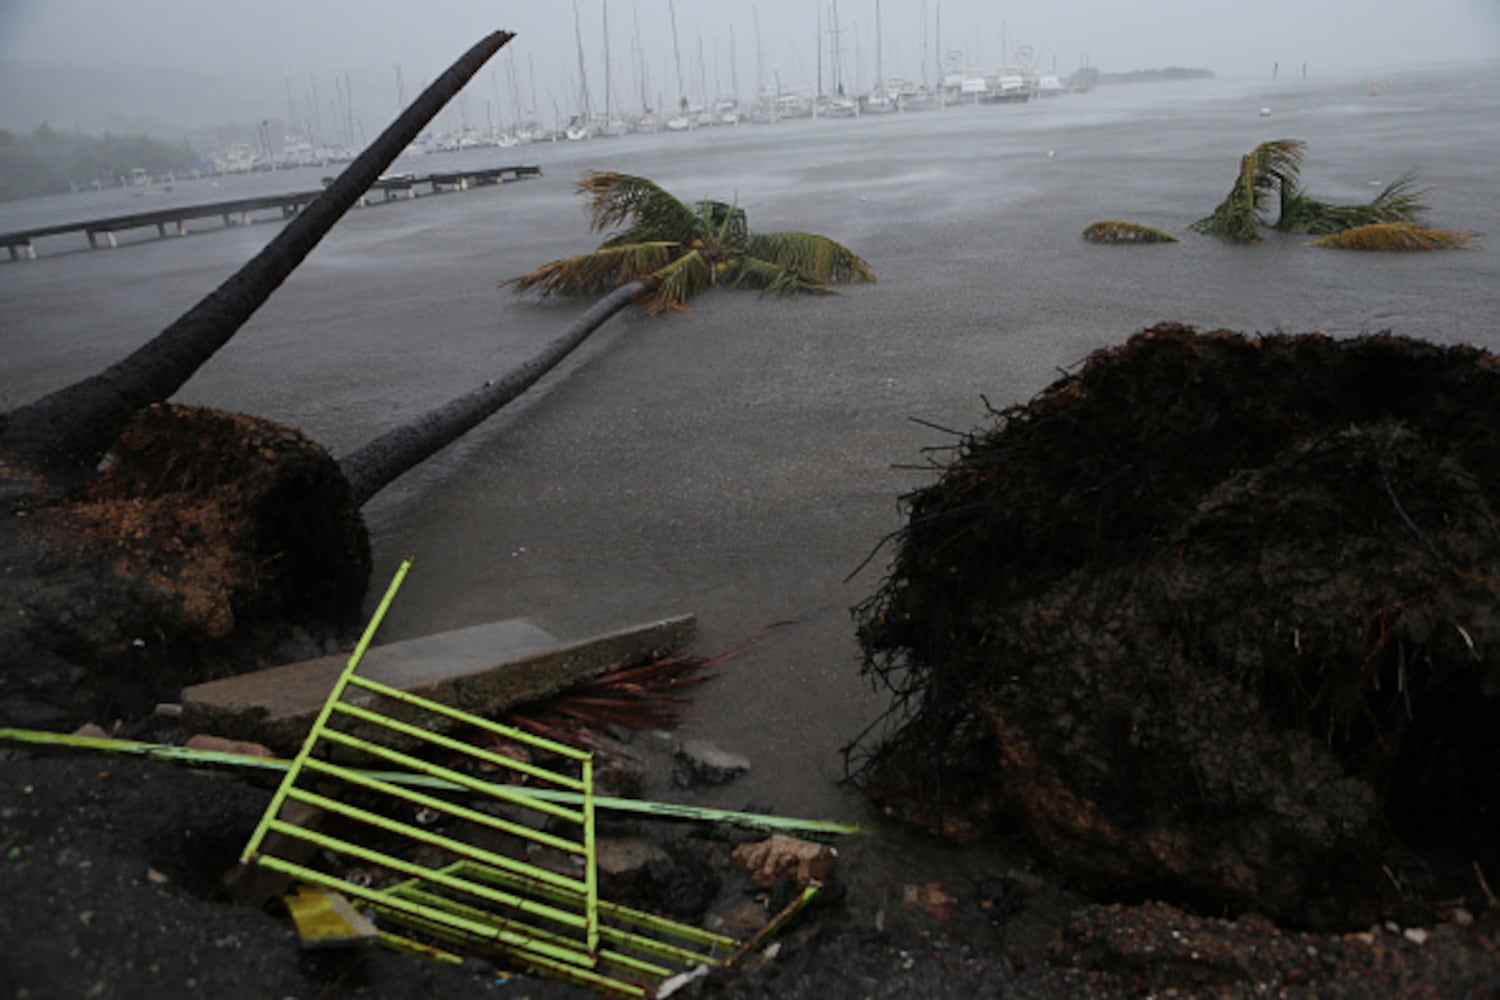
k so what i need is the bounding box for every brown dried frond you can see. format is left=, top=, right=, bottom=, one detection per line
left=1082, top=220, right=1181, bottom=244
left=1311, top=223, right=1479, bottom=251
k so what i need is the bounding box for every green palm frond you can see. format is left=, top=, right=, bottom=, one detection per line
left=744, top=231, right=876, bottom=284
left=1192, top=139, right=1306, bottom=243
left=1277, top=171, right=1429, bottom=234
left=642, top=248, right=714, bottom=314
left=1082, top=220, right=1181, bottom=244
left=577, top=171, right=702, bottom=240
left=1311, top=223, right=1478, bottom=251
left=506, top=241, right=679, bottom=297
left=730, top=254, right=831, bottom=295
left=694, top=200, right=749, bottom=248
left=509, top=172, right=872, bottom=316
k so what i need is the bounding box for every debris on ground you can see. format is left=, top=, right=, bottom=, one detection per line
left=732, top=836, right=839, bottom=889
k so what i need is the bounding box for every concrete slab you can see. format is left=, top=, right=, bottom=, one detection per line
left=181, top=614, right=695, bottom=752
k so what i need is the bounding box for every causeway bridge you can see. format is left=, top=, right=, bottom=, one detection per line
left=1, top=164, right=540, bottom=261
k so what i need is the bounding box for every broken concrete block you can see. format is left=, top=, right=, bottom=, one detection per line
left=181, top=614, right=696, bottom=753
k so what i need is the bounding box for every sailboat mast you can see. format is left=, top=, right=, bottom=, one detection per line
left=754, top=6, right=766, bottom=107
left=816, top=4, right=823, bottom=99
left=921, top=0, right=928, bottom=91
left=936, top=2, right=943, bottom=106
left=633, top=1, right=650, bottom=113
left=507, top=49, right=523, bottom=127
left=602, top=0, right=612, bottom=120
left=572, top=0, right=592, bottom=120
left=830, top=1, right=844, bottom=95
left=730, top=26, right=740, bottom=105
left=669, top=0, right=685, bottom=109
left=697, top=33, right=707, bottom=108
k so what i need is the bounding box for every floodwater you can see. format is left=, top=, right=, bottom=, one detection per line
left=3, top=63, right=1498, bottom=829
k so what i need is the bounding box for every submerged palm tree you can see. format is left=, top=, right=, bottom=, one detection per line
left=507, top=171, right=875, bottom=315
left=1191, top=138, right=1431, bottom=244
left=1190, top=138, right=1307, bottom=243
left=1276, top=170, right=1428, bottom=235
left=1081, top=219, right=1181, bottom=244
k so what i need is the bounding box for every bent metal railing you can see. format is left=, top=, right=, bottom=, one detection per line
left=240, top=559, right=739, bottom=996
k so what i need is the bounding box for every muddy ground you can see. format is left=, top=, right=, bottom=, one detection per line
left=4, top=745, right=1497, bottom=999
left=5, top=329, right=1500, bottom=998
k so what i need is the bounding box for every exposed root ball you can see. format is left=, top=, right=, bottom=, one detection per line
left=851, top=324, right=1500, bottom=928
left=1, top=404, right=370, bottom=726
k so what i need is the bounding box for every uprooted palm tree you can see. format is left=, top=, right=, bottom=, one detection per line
left=0, top=30, right=689, bottom=727
left=506, top=171, right=875, bottom=316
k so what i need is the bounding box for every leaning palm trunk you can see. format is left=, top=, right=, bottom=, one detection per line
left=340, top=280, right=647, bottom=506
left=0, top=31, right=514, bottom=490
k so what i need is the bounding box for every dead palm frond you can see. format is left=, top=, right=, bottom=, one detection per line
left=494, top=620, right=795, bottom=755
left=1082, top=220, right=1181, bottom=244
left=1311, top=222, right=1479, bottom=251
left=508, top=171, right=873, bottom=314
left=501, top=653, right=718, bottom=752
left=1278, top=171, right=1429, bottom=234
left=509, top=241, right=678, bottom=297
left=1191, top=138, right=1306, bottom=243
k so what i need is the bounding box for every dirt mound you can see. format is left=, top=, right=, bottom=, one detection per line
left=851, top=324, right=1500, bottom=929
left=0, top=404, right=369, bottom=728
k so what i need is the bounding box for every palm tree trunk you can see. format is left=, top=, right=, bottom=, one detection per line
left=339, top=280, right=646, bottom=507
left=0, top=31, right=515, bottom=488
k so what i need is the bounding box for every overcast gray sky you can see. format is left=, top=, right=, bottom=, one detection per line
left=2, top=0, right=1496, bottom=138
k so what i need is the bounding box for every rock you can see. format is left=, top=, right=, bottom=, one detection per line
left=731, top=836, right=837, bottom=888
left=673, top=739, right=750, bottom=787
left=592, top=753, right=646, bottom=798
left=708, top=899, right=771, bottom=937
left=596, top=836, right=669, bottom=877
left=904, top=881, right=958, bottom=918
left=593, top=837, right=723, bottom=921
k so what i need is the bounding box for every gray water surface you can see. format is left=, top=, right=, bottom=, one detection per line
left=3, top=64, right=1497, bottom=825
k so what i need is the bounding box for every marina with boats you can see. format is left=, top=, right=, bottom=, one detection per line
left=179, top=0, right=1081, bottom=181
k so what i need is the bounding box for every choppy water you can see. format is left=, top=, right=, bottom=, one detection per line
left=3, top=62, right=1497, bottom=824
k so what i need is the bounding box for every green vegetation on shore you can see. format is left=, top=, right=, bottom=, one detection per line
left=0, top=124, right=199, bottom=202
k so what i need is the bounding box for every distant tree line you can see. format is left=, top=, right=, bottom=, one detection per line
left=0, top=124, right=200, bottom=202
left=1066, top=66, right=1215, bottom=90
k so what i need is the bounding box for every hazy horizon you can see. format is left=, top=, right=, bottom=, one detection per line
left=2, top=0, right=1496, bottom=142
